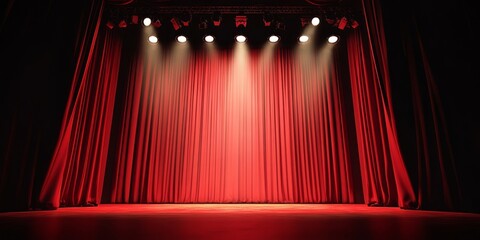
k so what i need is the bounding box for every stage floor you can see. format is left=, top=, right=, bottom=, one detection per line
left=1, top=204, right=479, bottom=239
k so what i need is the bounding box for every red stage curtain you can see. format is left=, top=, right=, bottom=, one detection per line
left=346, top=29, right=416, bottom=208
left=38, top=26, right=123, bottom=208
left=105, top=44, right=356, bottom=203
left=38, top=0, right=419, bottom=209
left=357, top=0, right=462, bottom=210
left=401, top=18, right=462, bottom=210
left=343, top=0, right=417, bottom=208
left=38, top=36, right=416, bottom=207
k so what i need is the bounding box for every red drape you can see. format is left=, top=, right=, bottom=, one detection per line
left=346, top=29, right=416, bottom=208
left=106, top=43, right=356, bottom=203
left=38, top=27, right=123, bottom=208
left=402, top=18, right=462, bottom=210
left=38, top=0, right=419, bottom=208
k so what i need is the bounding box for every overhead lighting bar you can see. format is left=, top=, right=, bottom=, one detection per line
left=106, top=5, right=349, bottom=15
left=107, top=5, right=362, bottom=33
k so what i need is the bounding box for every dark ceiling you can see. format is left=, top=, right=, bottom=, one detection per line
left=109, top=0, right=348, bottom=7
left=105, top=0, right=361, bottom=15
left=105, top=0, right=362, bottom=10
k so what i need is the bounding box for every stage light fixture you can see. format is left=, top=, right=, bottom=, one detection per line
left=235, top=15, right=247, bottom=28
left=263, top=12, right=273, bottom=27
left=299, top=35, right=309, bottom=43
left=152, top=18, right=162, bottom=28
left=148, top=35, right=158, bottom=43
left=350, top=19, right=359, bottom=29
left=300, top=17, right=309, bottom=27
left=143, top=17, right=152, bottom=26
left=327, top=35, right=339, bottom=44
left=269, top=35, right=279, bottom=43
left=171, top=17, right=183, bottom=31
left=325, top=11, right=339, bottom=26
left=235, top=22, right=247, bottom=42
left=117, top=13, right=128, bottom=28
left=106, top=20, right=115, bottom=29
left=131, top=15, right=139, bottom=25
left=212, top=11, right=222, bottom=26
left=177, top=35, right=187, bottom=43
left=236, top=35, right=246, bottom=43
left=198, top=19, right=208, bottom=29
left=338, top=17, right=348, bottom=30
left=273, top=20, right=286, bottom=31
left=179, top=11, right=192, bottom=27
left=118, top=19, right=127, bottom=28
left=311, top=17, right=320, bottom=26
left=268, top=20, right=285, bottom=43
left=205, top=35, right=214, bottom=43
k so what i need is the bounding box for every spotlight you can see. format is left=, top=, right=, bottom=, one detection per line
left=299, top=35, right=309, bottom=43
left=269, top=35, right=279, bottom=43
left=327, top=35, right=339, bottom=44
left=325, top=12, right=338, bottom=25
left=311, top=17, right=320, bottom=26
left=118, top=19, right=127, bottom=28
left=179, top=11, right=192, bottom=27
left=198, top=19, right=208, bottom=29
left=350, top=19, right=360, bottom=29
left=152, top=19, right=161, bottom=28
left=236, top=35, right=246, bottom=43
left=236, top=23, right=247, bottom=42
left=106, top=20, right=115, bottom=29
left=273, top=20, right=286, bottom=31
left=177, top=35, right=187, bottom=43
left=263, top=12, right=273, bottom=27
left=131, top=15, right=139, bottom=25
left=300, top=17, right=309, bottom=27
left=148, top=35, right=158, bottom=43
left=235, top=15, right=247, bottom=28
left=143, top=17, right=152, bottom=26
left=235, top=16, right=247, bottom=42
left=212, top=11, right=222, bottom=26
left=171, top=17, right=182, bottom=31
left=338, top=17, right=348, bottom=30
left=205, top=35, right=214, bottom=43
left=269, top=20, right=285, bottom=43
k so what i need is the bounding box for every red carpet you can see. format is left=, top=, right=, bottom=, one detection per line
left=1, top=204, right=479, bottom=240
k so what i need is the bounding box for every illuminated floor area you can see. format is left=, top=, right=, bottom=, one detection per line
left=1, top=204, right=479, bottom=240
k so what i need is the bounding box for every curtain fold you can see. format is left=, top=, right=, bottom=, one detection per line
left=346, top=30, right=416, bottom=208
left=0, top=0, right=105, bottom=211
left=37, top=0, right=422, bottom=209
left=363, top=0, right=464, bottom=210
left=105, top=43, right=356, bottom=203
left=38, top=1, right=123, bottom=209
left=343, top=0, right=418, bottom=208
left=401, top=17, right=462, bottom=211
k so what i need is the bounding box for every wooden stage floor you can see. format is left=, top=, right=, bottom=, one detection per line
left=1, top=204, right=479, bottom=239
